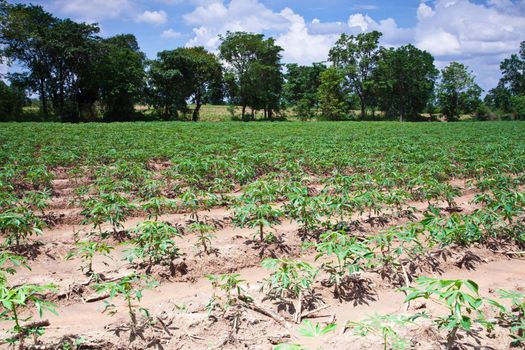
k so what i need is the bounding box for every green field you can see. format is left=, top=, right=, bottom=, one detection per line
left=2, top=121, right=524, bottom=168
left=2, top=121, right=525, bottom=349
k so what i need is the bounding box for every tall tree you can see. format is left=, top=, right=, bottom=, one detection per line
left=283, top=63, right=326, bottom=119
left=328, top=31, right=382, bottom=120
left=147, top=47, right=222, bottom=121
left=181, top=47, right=222, bottom=122
left=437, top=62, right=482, bottom=121
left=317, top=67, right=348, bottom=120
left=374, top=44, right=438, bottom=121
left=0, top=3, right=102, bottom=121
left=219, top=31, right=283, bottom=121
left=0, top=2, right=56, bottom=116
left=499, top=41, right=525, bottom=96
left=0, top=80, right=26, bottom=121
left=98, top=34, right=146, bottom=121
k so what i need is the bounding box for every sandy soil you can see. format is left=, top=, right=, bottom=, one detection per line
left=2, top=174, right=524, bottom=350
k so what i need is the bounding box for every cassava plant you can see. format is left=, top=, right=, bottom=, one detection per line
left=403, top=277, right=492, bottom=350
left=206, top=273, right=252, bottom=331
left=187, top=222, right=216, bottom=255
left=0, top=284, right=58, bottom=349
left=124, top=221, right=182, bottom=272
left=345, top=313, right=424, bottom=350
left=65, top=241, right=114, bottom=278
left=261, top=258, right=317, bottom=323
left=94, top=273, right=158, bottom=337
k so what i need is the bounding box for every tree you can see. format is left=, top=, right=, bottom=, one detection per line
left=437, top=62, right=482, bottom=121
left=318, top=67, right=348, bottom=120
left=499, top=41, right=525, bottom=96
left=219, top=31, right=283, bottom=121
left=0, top=3, right=57, bottom=116
left=180, top=47, right=222, bottom=122
left=147, top=47, right=222, bottom=121
left=283, top=63, right=326, bottom=119
left=328, top=31, right=382, bottom=120
left=0, top=3, right=102, bottom=121
left=98, top=34, right=146, bottom=121
left=374, top=45, right=438, bottom=121
left=485, top=83, right=512, bottom=113
left=0, top=80, right=26, bottom=120
left=147, top=50, right=191, bottom=120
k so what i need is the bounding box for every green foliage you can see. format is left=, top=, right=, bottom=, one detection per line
left=206, top=273, right=251, bottom=330
left=374, top=44, right=438, bottom=121
left=94, top=273, right=157, bottom=334
left=0, top=80, right=26, bottom=120
left=297, top=319, right=337, bottom=337
left=283, top=63, right=326, bottom=119
left=438, top=62, right=482, bottom=121
left=496, top=289, right=525, bottom=346
left=309, top=231, right=374, bottom=299
left=65, top=241, right=114, bottom=277
left=403, top=277, right=490, bottom=349
left=328, top=31, right=383, bottom=119
left=219, top=31, right=283, bottom=121
left=317, top=67, right=349, bottom=120
left=0, top=254, right=57, bottom=347
left=234, top=202, right=283, bottom=242
left=510, top=95, right=525, bottom=119
left=124, top=221, right=182, bottom=271
left=346, top=313, right=424, bottom=350
left=261, top=258, right=317, bottom=300
left=80, top=192, right=136, bottom=237
left=0, top=207, right=44, bottom=249
left=188, top=222, right=216, bottom=255
left=147, top=46, right=222, bottom=120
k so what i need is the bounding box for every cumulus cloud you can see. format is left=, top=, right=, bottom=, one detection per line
left=135, top=10, right=168, bottom=25
left=181, top=0, right=525, bottom=90
left=413, top=0, right=525, bottom=89
left=161, top=29, right=182, bottom=38
left=51, top=0, right=133, bottom=22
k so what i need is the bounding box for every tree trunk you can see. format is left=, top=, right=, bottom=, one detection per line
left=242, top=104, right=247, bottom=121
left=360, top=101, right=366, bottom=120
left=39, top=79, right=48, bottom=116
left=192, top=94, right=201, bottom=122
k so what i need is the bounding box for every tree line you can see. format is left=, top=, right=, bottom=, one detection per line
left=0, top=2, right=524, bottom=122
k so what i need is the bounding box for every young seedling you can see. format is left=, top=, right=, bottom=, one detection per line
left=65, top=241, right=114, bottom=279
left=206, top=273, right=252, bottom=331
left=94, top=273, right=158, bottom=337
left=124, top=221, right=182, bottom=272
left=187, top=222, right=216, bottom=255
left=1, top=284, right=58, bottom=348
left=298, top=319, right=337, bottom=337
left=261, top=258, right=317, bottom=323
left=403, top=277, right=490, bottom=350
left=0, top=208, right=44, bottom=250
left=309, top=230, right=374, bottom=300
left=345, top=313, right=424, bottom=350
left=141, top=196, right=176, bottom=221
left=233, top=202, right=283, bottom=242
left=496, top=289, right=525, bottom=346
left=80, top=192, right=136, bottom=238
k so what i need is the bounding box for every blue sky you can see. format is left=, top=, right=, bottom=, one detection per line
left=6, top=0, right=525, bottom=91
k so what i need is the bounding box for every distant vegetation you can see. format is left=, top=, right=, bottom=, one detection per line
left=0, top=1, right=524, bottom=122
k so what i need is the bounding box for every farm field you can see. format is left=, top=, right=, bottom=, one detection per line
left=1, top=121, right=525, bottom=350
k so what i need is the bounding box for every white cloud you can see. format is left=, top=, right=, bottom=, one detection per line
left=412, top=0, right=525, bottom=89
left=135, top=10, right=168, bottom=25
left=276, top=9, right=338, bottom=64
left=180, top=0, right=524, bottom=90
left=52, top=0, right=133, bottom=22
left=161, top=28, right=182, bottom=38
